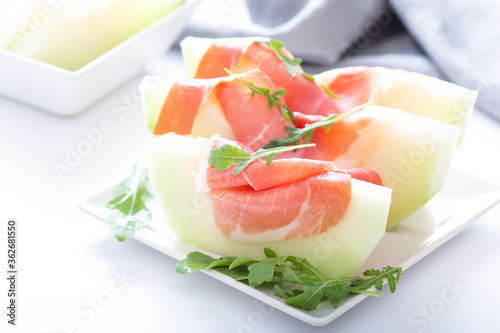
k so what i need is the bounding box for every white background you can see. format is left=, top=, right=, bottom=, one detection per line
left=1, top=48, right=500, bottom=333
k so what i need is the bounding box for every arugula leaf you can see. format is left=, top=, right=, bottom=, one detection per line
left=229, top=257, right=258, bottom=269
left=263, top=40, right=341, bottom=99
left=283, top=279, right=349, bottom=310
left=207, top=143, right=250, bottom=173
left=264, top=102, right=372, bottom=149
left=175, top=248, right=403, bottom=311
left=247, top=255, right=288, bottom=287
left=213, top=266, right=251, bottom=281
left=352, top=266, right=403, bottom=294
left=224, top=69, right=296, bottom=125
left=265, top=40, right=304, bottom=78
left=105, top=164, right=153, bottom=241
left=273, top=284, right=293, bottom=299
left=175, top=252, right=215, bottom=274
left=320, top=84, right=342, bottom=100
left=208, top=143, right=316, bottom=176
left=287, top=256, right=323, bottom=279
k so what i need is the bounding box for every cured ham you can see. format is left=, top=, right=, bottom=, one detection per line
left=153, top=78, right=219, bottom=135
left=205, top=137, right=383, bottom=191
left=203, top=136, right=384, bottom=242
left=315, top=66, right=476, bottom=133
left=209, top=171, right=351, bottom=241
left=182, top=37, right=476, bottom=132
left=183, top=37, right=341, bottom=116
left=293, top=111, right=375, bottom=162
left=152, top=69, right=291, bottom=151
left=216, top=70, right=291, bottom=150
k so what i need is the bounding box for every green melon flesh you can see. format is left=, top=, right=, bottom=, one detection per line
left=333, top=106, right=461, bottom=229
left=4, top=0, right=184, bottom=71
left=147, top=133, right=392, bottom=279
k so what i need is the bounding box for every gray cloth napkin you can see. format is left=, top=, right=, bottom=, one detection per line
left=183, top=0, right=500, bottom=120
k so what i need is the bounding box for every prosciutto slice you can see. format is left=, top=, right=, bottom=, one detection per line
left=205, top=137, right=383, bottom=242
left=194, top=40, right=341, bottom=116
left=153, top=69, right=292, bottom=151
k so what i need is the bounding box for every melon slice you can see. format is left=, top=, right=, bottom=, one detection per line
left=140, top=69, right=291, bottom=151
left=5, top=0, right=184, bottom=71
left=181, top=36, right=340, bottom=116
left=314, top=66, right=477, bottom=140
left=140, top=75, right=175, bottom=132
left=321, top=105, right=462, bottom=229
left=147, top=133, right=392, bottom=279
left=0, top=0, right=39, bottom=48
left=140, top=75, right=235, bottom=140
left=180, top=36, right=269, bottom=78
left=180, top=37, right=476, bottom=135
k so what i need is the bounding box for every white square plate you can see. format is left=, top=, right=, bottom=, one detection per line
left=80, top=167, right=500, bottom=326
left=0, top=0, right=198, bottom=116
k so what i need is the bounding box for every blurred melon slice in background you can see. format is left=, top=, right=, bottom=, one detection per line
left=0, top=0, right=39, bottom=48
left=2, top=0, right=185, bottom=71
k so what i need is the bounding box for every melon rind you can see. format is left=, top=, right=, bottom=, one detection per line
left=147, top=133, right=392, bottom=279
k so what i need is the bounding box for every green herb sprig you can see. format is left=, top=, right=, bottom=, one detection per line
left=105, top=164, right=153, bottom=241
left=225, top=69, right=296, bottom=125
left=265, top=40, right=312, bottom=80
left=176, top=248, right=402, bottom=311
left=264, top=40, right=341, bottom=100
left=264, top=101, right=372, bottom=149
left=208, top=143, right=315, bottom=176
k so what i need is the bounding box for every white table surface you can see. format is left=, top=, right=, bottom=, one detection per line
left=1, top=48, right=500, bottom=333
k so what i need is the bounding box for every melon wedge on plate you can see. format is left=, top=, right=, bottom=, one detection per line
left=147, top=133, right=392, bottom=279
left=181, top=36, right=341, bottom=117
left=314, top=66, right=476, bottom=140
left=180, top=36, right=476, bottom=133
left=300, top=105, right=462, bottom=229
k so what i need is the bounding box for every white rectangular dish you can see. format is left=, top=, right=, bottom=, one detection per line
left=80, top=167, right=500, bottom=326
left=0, top=0, right=198, bottom=116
